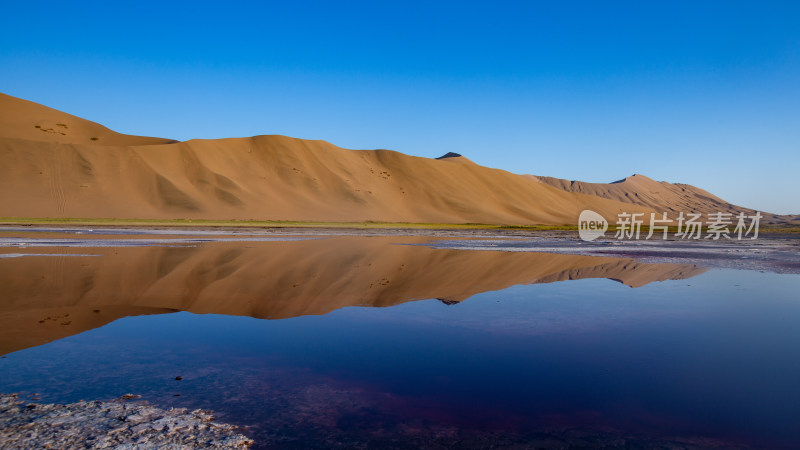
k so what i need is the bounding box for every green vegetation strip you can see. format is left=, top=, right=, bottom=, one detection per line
left=0, top=217, right=577, bottom=230
left=0, top=218, right=796, bottom=232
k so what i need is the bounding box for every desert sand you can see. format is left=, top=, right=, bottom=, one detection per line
left=0, top=93, right=175, bottom=146
left=2, top=92, right=793, bottom=226
left=531, top=174, right=791, bottom=225
left=0, top=94, right=707, bottom=225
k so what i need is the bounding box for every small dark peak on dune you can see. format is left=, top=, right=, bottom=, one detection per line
left=434, top=152, right=477, bottom=165
left=437, top=298, right=460, bottom=306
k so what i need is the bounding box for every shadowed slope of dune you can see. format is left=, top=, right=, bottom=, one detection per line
left=0, top=236, right=706, bottom=354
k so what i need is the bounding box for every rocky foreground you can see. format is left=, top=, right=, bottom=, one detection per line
left=0, top=394, right=253, bottom=448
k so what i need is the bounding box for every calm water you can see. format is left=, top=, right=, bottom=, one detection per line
left=1, top=235, right=799, bottom=448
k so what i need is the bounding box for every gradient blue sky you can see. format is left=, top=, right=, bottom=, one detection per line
left=2, top=1, right=798, bottom=213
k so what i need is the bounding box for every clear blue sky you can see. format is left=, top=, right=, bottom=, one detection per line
left=2, top=1, right=798, bottom=213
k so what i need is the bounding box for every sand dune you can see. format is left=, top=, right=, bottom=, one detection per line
left=0, top=236, right=706, bottom=354
left=0, top=93, right=659, bottom=224
left=0, top=93, right=176, bottom=146
left=0, top=134, right=661, bottom=224
left=0, top=93, right=790, bottom=225
left=531, top=174, right=794, bottom=225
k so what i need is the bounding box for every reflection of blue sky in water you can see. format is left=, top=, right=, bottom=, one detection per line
left=2, top=269, right=799, bottom=448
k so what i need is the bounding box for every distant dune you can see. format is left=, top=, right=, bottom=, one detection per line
left=530, top=174, right=792, bottom=226
left=0, top=93, right=792, bottom=225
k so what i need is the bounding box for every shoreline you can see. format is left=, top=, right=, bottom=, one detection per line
left=0, top=393, right=253, bottom=448
left=1, top=218, right=797, bottom=235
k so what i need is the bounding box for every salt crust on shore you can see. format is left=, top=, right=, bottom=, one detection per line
left=0, top=394, right=253, bottom=448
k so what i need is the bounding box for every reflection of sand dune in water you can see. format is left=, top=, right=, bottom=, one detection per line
left=0, top=237, right=706, bottom=354
left=530, top=261, right=701, bottom=288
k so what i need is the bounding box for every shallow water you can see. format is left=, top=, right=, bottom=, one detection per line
left=1, top=232, right=799, bottom=448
